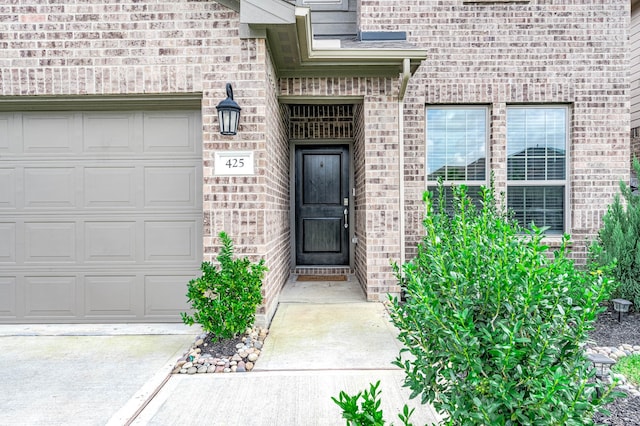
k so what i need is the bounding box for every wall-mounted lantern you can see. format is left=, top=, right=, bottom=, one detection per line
left=216, top=83, right=241, bottom=136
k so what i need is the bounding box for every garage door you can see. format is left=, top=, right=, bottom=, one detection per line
left=0, top=109, right=202, bottom=323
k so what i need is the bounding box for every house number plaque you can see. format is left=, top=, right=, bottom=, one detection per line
left=214, top=151, right=255, bottom=176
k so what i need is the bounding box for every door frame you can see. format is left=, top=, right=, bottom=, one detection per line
left=290, top=140, right=354, bottom=269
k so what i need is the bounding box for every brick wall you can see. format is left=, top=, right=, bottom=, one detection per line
left=0, top=0, right=632, bottom=315
left=0, top=1, right=231, bottom=95
left=280, top=77, right=402, bottom=300
left=361, top=0, right=630, bottom=264
left=361, top=96, right=403, bottom=299
left=0, top=0, right=291, bottom=324
left=353, top=103, right=367, bottom=294
left=259, top=54, right=291, bottom=325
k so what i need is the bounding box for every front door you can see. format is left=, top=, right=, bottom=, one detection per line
left=295, top=145, right=350, bottom=265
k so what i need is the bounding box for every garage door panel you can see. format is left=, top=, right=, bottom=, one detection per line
left=0, top=277, right=17, bottom=316
left=24, top=167, right=76, bottom=208
left=85, top=275, right=137, bottom=317
left=0, top=116, right=9, bottom=152
left=0, top=168, right=17, bottom=208
left=144, top=275, right=192, bottom=317
left=144, top=166, right=197, bottom=207
left=143, top=112, right=198, bottom=154
left=24, top=276, right=77, bottom=317
left=1, top=108, right=202, bottom=323
left=24, top=222, right=77, bottom=263
left=83, top=113, right=140, bottom=153
left=145, top=221, right=197, bottom=261
left=85, top=222, right=136, bottom=262
left=22, top=113, right=79, bottom=154
left=84, top=167, right=137, bottom=208
left=0, top=223, right=16, bottom=263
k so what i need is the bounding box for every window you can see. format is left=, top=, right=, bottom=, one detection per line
left=506, top=106, right=568, bottom=234
left=426, top=106, right=488, bottom=210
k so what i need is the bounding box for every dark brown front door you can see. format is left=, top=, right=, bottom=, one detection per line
left=295, top=145, right=350, bottom=265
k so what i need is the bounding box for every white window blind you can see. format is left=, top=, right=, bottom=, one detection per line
left=507, top=106, right=567, bottom=233
left=426, top=107, right=488, bottom=210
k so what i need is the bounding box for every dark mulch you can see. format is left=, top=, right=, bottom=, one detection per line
left=200, top=333, right=245, bottom=358
left=589, top=309, right=640, bottom=348
left=591, top=307, right=640, bottom=425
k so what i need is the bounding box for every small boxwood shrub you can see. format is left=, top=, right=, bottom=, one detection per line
left=389, top=184, right=618, bottom=425
left=181, top=231, right=267, bottom=340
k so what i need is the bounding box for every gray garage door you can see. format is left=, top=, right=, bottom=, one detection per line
left=0, top=109, right=202, bottom=323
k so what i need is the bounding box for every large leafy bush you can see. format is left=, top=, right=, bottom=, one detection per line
left=389, top=184, right=616, bottom=425
left=181, top=232, right=267, bottom=339
left=589, top=158, right=640, bottom=308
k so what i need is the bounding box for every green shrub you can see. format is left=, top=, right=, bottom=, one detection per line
left=332, top=381, right=414, bottom=426
left=589, top=158, right=640, bottom=308
left=181, top=231, right=267, bottom=339
left=389, top=184, right=618, bottom=425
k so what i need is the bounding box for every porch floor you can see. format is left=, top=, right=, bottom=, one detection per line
left=280, top=274, right=365, bottom=304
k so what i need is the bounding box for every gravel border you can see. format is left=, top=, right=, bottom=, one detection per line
left=172, top=327, right=268, bottom=374
left=590, top=309, right=640, bottom=424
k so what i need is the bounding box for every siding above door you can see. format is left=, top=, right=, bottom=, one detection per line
left=289, top=0, right=356, bottom=37
left=0, top=109, right=203, bottom=323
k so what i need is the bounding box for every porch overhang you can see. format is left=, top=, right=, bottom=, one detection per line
left=225, top=0, right=427, bottom=78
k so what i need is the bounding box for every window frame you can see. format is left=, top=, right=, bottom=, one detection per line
left=425, top=105, right=490, bottom=192
left=506, top=104, right=571, bottom=235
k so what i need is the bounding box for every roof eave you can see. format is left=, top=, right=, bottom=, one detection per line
left=238, top=2, right=426, bottom=78
left=215, top=0, right=240, bottom=13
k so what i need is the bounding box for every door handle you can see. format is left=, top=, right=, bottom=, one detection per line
left=344, top=208, right=349, bottom=229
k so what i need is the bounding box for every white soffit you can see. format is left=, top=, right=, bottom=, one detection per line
left=217, top=0, right=427, bottom=78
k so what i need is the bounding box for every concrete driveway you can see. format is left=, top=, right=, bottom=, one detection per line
left=0, top=324, right=195, bottom=426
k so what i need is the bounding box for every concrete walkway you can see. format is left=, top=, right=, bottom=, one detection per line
left=0, top=277, right=442, bottom=425
left=135, top=277, right=441, bottom=425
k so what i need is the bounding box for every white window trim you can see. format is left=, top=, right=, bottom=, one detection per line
left=505, top=104, right=571, bottom=235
